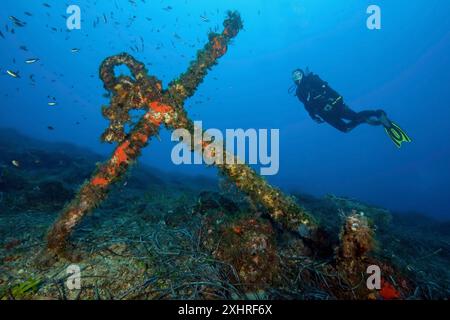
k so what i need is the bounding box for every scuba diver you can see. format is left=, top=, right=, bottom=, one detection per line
left=291, top=68, right=411, bottom=148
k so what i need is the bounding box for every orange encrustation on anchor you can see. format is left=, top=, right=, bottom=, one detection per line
left=379, top=279, right=401, bottom=300
left=212, top=37, right=227, bottom=57
left=102, top=141, right=132, bottom=179
left=92, top=176, right=109, bottom=187
left=145, top=101, right=173, bottom=126
left=133, top=132, right=149, bottom=145
left=202, top=139, right=218, bottom=159
left=201, top=140, right=211, bottom=149
left=149, top=101, right=173, bottom=113
left=93, top=102, right=172, bottom=189
left=113, top=141, right=131, bottom=165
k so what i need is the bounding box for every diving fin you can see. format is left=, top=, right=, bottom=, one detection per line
left=384, top=121, right=412, bottom=148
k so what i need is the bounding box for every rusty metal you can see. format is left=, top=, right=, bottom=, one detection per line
left=46, top=11, right=318, bottom=258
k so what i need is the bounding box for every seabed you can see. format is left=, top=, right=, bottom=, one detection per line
left=0, top=129, right=449, bottom=300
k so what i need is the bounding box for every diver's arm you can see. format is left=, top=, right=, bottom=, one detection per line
left=305, top=104, right=324, bottom=123
left=296, top=86, right=324, bottom=123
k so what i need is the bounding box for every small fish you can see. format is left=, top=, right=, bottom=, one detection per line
left=48, top=102, right=57, bottom=106
left=47, top=126, right=55, bottom=130
left=163, top=6, right=172, bottom=11
left=12, top=160, right=20, bottom=167
left=19, top=45, right=28, bottom=51
left=200, top=15, right=210, bottom=22
left=0, top=31, right=4, bottom=39
left=9, top=16, right=25, bottom=27
left=25, top=58, right=39, bottom=64
left=13, top=21, right=26, bottom=28
left=24, top=12, right=33, bottom=17
left=9, top=16, right=22, bottom=23
left=71, top=48, right=80, bottom=53
left=6, top=70, right=20, bottom=78
left=43, top=3, right=51, bottom=8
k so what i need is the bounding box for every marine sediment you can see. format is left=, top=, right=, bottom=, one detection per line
left=1, top=130, right=449, bottom=299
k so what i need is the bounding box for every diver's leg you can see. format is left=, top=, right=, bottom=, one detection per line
left=323, top=117, right=354, bottom=133
left=340, top=106, right=359, bottom=120
left=357, top=111, right=384, bottom=125
left=322, top=105, right=367, bottom=132
left=342, top=106, right=384, bottom=126
left=320, top=106, right=355, bottom=132
left=332, top=106, right=367, bottom=131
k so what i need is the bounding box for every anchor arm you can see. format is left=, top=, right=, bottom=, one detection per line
left=166, top=11, right=243, bottom=106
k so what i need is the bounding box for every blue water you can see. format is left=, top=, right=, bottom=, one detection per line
left=0, top=0, right=449, bottom=218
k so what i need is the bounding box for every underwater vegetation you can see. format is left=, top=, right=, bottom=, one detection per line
left=1, top=129, right=449, bottom=300
left=0, top=277, right=42, bottom=300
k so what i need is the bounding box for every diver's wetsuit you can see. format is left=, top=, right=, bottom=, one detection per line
left=296, top=73, right=383, bottom=132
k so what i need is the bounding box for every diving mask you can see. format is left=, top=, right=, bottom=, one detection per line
left=292, top=70, right=304, bottom=84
